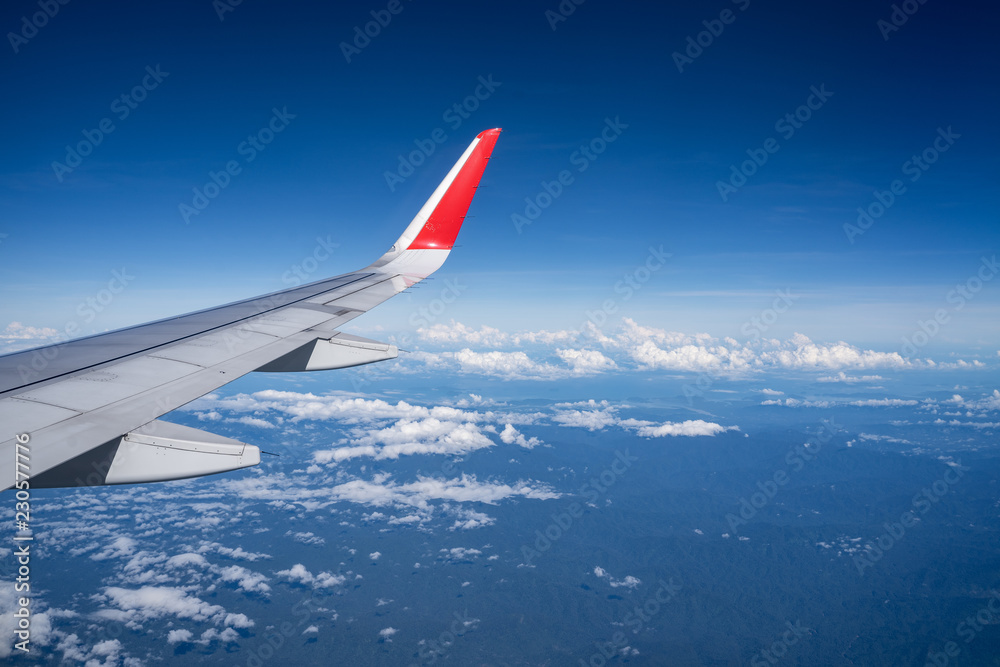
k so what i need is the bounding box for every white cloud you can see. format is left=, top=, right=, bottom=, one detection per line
left=417, top=321, right=577, bottom=347
left=0, top=321, right=58, bottom=353
left=555, top=348, right=617, bottom=374
left=946, top=390, right=1000, bottom=412
left=167, top=629, right=193, bottom=644
left=442, top=547, right=482, bottom=560
left=96, top=586, right=254, bottom=629
left=369, top=551, right=381, bottom=561
left=553, top=401, right=737, bottom=437
left=450, top=348, right=563, bottom=379
left=329, top=474, right=560, bottom=509
left=817, top=372, right=885, bottom=383
left=552, top=407, right=618, bottom=431
left=449, top=509, right=496, bottom=530
left=314, top=418, right=495, bottom=464
left=286, top=531, right=326, bottom=546
left=762, top=397, right=917, bottom=408
left=91, top=536, right=137, bottom=561
left=194, top=541, right=271, bottom=562
left=234, top=416, right=275, bottom=429
left=593, top=566, right=641, bottom=589
left=499, top=424, right=542, bottom=449
left=379, top=627, right=398, bottom=640
left=409, top=319, right=939, bottom=376
left=217, top=565, right=271, bottom=594
left=625, top=419, right=739, bottom=438
left=275, top=563, right=346, bottom=589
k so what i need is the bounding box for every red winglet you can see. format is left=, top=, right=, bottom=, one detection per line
left=407, top=128, right=501, bottom=250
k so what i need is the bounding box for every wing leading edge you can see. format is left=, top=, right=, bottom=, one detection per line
left=0, top=128, right=501, bottom=489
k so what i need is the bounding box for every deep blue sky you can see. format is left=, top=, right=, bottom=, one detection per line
left=1, top=0, right=997, bottom=350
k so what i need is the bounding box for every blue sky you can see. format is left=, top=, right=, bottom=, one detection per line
left=1, top=0, right=997, bottom=355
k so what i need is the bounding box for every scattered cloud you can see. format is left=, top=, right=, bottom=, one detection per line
left=593, top=566, right=641, bottom=589
left=275, top=563, right=346, bottom=589
left=95, top=586, right=254, bottom=630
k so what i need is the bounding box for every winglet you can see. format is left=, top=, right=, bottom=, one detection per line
left=381, top=129, right=501, bottom=260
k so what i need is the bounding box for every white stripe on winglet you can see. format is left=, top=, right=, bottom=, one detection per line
left=390, top=135, right=482, bottom=253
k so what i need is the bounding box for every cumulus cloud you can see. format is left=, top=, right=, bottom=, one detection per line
left=405, top=319, right=948, bottom=377
left=329, top=474, right=560, bottom=509
left=0, top=321, right=59, bottom=353
left=194, top=541, right=271, bottom=562
left=217, top=565, right=271, bottom=594
left=418, top=321, right=577, bottom=347
left=762, top=397, right=918, bottom=408
left=441, top=547, right=482, bottom=561
left=95, top=586, right=254, bottom=629
left=449, top=509, right=496, bottom=530
left=552, top=400, right=738, bottom=437
left=499, top=424, right=543, bottom=449
left=817, top=372, right=885, bottom=383
left=0, top=587, right=55, bottom=659
left=552, top=407, right=619, bottom=431
left=314, top=418, right=495, bottom=464
left=91, top=536, right=137, bottom=561
left=286, top=531, right=326, bottom=546
left=946, top=390, right=1000, bottom=413
left=555, top=348, right=617, bottom=374
left=275, top=563, right=346, bottom=589
left=623, top=419, right=740, bottom=437
left=593, top=566, right=641, bottom=589
left=167, top=629, right=194, bottom=644
left=449, top=348, right=563, bottom=379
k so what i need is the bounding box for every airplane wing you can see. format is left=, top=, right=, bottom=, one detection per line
left=1, top=128, right=502, bottom=490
